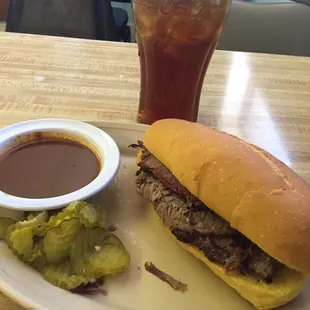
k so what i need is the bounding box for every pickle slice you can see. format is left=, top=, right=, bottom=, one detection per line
left=6, top=211, right=48, bottom=258
left=0, top=218, right=16, bottom=239
left=8, top=226, right=33, bottom=256
left=3, top=201, right=129, bottom=292
left=78, top=203, right=99, bottom=228
left=70, top=228, right=130, bottom=278
left=41, top=260, right=95, bottom=291
left=29, top=243, right=47, bottom=271
left=42, top=218, right=82, bottom=264
left=95, top=204, right=108, bottom=229
left=34, top=202, right=81, bottom=236
left=35, top=201, right=107, bottom=236
left=26, top=211, right=44, bottom=221
left=75, top=202, right=108, bottom=228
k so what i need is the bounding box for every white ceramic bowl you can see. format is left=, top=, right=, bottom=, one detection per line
left=0, top=118, right=120, bottom=211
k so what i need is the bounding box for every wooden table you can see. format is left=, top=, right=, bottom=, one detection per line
left=0, top=32, right=310, bottom=309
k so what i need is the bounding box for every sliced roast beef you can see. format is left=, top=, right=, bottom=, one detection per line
left=136, top=171, right=283, bottom=282
left=139, top=149, right=198, bottom=201
left=130, top=141, right=197, bottom=201
left=137, top=172, right=236, bottom=236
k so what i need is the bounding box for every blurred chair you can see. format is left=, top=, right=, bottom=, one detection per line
left=6, top=0, right=130, bottom=42
left=98, top=0, right=131, bottom=42
left=217, top=0, right=310, bottom=56
left=112, top=0, right=133, bottom=42
left=113, top=8, right=130, bottom=41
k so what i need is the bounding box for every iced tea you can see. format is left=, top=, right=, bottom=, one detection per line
left=133, top=0, right=231, bottom=124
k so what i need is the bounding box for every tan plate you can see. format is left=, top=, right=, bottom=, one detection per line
left=0, top=121, right=309, bottom=310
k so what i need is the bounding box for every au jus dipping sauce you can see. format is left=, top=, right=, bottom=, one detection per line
left=0, top=137, right=100, bottom=198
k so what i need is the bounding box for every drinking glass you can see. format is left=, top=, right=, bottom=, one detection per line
left=133, top=0, right=232, bottom=124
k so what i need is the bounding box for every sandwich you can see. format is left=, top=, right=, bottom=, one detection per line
left=130, top=118, right=310, bottom=309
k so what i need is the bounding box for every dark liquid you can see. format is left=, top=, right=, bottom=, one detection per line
left=134, top=0, right=231, bottom=125
left=0, top=139, right=100, bottom=198
left=137, top=35, right=217, bottom=124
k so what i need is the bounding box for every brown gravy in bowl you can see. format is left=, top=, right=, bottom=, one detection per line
left=0, top=138, right=100, bottom=199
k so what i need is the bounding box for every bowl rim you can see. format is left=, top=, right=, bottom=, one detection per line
left=0, top=118, right=120, bottom=211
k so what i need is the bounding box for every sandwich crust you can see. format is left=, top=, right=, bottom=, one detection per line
left=143, top=119, right=310, bottom=274
left=177, top=237, right=307, bottom=310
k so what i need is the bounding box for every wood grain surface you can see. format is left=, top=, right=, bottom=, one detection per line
left=0, top=32, right=310, bottom=309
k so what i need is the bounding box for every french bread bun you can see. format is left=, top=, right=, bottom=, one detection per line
left=143, top=119, right=310, bottom=274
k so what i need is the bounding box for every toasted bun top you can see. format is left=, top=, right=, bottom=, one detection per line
left=143, top=119, right=310, bottom=274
